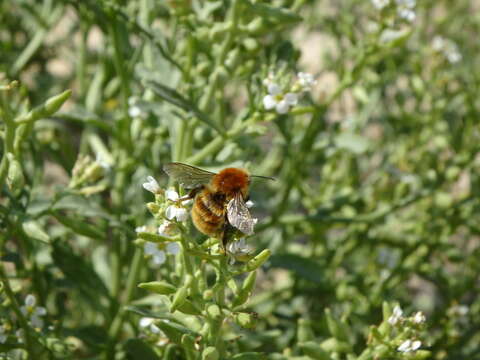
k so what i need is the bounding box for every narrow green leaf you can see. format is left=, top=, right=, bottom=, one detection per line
left=145, top=80, right=224, bottom=135
left=124, top=339, right=160, bottom=360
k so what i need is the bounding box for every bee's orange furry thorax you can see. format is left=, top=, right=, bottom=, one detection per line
left=211, top=168, right=250, bottom=197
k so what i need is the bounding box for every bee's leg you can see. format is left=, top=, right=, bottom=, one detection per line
left=176, top=187, right=202, bottom=204
left=221, top=222, right=235, bottom=254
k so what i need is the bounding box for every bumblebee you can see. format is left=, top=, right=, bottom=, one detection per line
left=163, top=162, right=273, bottom=249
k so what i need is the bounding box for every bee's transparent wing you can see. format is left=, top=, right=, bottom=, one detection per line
left=227, top=192, right=257, bottom=235
left=163, top=162, right=216, bottom=189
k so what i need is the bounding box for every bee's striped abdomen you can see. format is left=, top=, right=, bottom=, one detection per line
left=191, top=189, right=225, bottom=236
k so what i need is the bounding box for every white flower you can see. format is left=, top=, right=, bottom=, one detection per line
left=139, top=317, right=161, bottom=334
left=379, top=29, right=407, bottom=44
left=396, top=0, right=415, bottom=7
left=227, top=238, right=254, bottom=262
left=144, top=242, right=166, bottom=266
left=135, top=225, right=148, bottom=233
left=31, top=315, right=44, bottom=329
left=398, top=8, right=415, bottom=21
left=432, top=36, right=446, bottom=51
left=372, top=0, right=390, bottom=10
left=455, top=305, right=469, bottom=316
left=20, top=294, right=47, bottom=329
left=388, top=305, right=403, bottom=325
left=143, top=241, right=180, bottom=267
left=432, top=36, right=462, bottom=64
left=411, top=340, right=422, bottom=351
left=166, top=189, right=180, bottom=202
left=263, top=82, right=298, bottom=114
left=297, top=72, right=317, bottom=90
left=95, top=154, right=111, bottom=171
left=412, top=311, right=426, bottom=324
left=449, top=304, right=469, bottom=317
left=165, top=205, right=188, bottom=222
left=446, top=50, right=461, bottom=64
left=166, top=242, right=181, bottom=255
left=398, top=339, right=421, bottom=353
left=245, top=200, right=254, bottom=208
left=16, top=329, right=24, bottom=343
left=0, top=325, right=7, bottom=344
left=142, top=176, right=160, bottom=194
left=398, top=340, right=412, bottom=353
left=158, top=221, right=177, bottom=237
left=128, top=106, right=142, bottom=118
left=396, top=0, right=416, bottom=21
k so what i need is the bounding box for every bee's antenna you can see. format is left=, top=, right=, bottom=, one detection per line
left=251, top=175, right=275, bottom=181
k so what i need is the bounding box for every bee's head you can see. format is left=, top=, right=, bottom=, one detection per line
left=212, top=168, right=250, bottom=199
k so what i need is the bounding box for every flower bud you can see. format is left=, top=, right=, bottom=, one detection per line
left=232, top=271, right=256, bottom=308
left=410, top=350, right=431, bottom=360
left=244, top=249, right=271, bottom=272
left=233, top=312, right=257, bottom=329
left=16, top=90, right=71, bottom=124
left=45, top=337, right=71, bottom=357
left=246, top=18, right=265, bottom=34
left=203, top=290, right=214, bottom=301
left=297, top=318, right=315, bottom=343
left=206, top=304, right=222, bottom=320
left=372, top=344, right=389, bottom=357
left=138, top=281, right=177, bottom=295
left=298, top=342, right=332, bottom=360
left=6, top=153, right=24, bottom=192
left=325, top=308, right=351, bottom=344
left=225, top=49, right=241, bottom=70
left=155, top=320, right=193, bottom=345
left=242, top=38, right=259, bottom=53
left=176, top=299, right=202, bottom=315
left=181, top=334, right=197, bottom=359
left=170, top=285, right=189, bottom=313
left=320, top=338, right=351, bottom=353
left=146, top=202, right=161, bottom=215
left=202, top=347, right=219, bottom=360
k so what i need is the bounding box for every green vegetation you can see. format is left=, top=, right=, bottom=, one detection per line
left=0, top=0, right=479, bottom=358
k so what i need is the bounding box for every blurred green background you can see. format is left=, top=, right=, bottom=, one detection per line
left=1, top=0, right=479, bottom=359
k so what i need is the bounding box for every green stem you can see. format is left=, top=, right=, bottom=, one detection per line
left=0, top=262, right=38, bottom=356
left=185, top=119, right=252, bottom=165
left=0, top=92, right=16, bottom=188
left=105, top=248, right=143, bottom=360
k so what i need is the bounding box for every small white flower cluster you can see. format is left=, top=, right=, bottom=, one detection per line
left=227, top=238, right=253, bottom=260
left=0, top=325, right=8, bottom=344
left=398, top=339, right=422, bottom=353
left=139, top=317, right=161, bottom=334
left=142, top=178, right=189, bottom=222
left=262, top=72, right=316, bottom=114
left=396, top=0, right=416, bottom=22
left=387, top=305, right=425, bottom=353
left=297, top=72, right=317, bottom=91
left=142, top=176, right=161, bottom=194
left=371, top=0, right=389, bottom=10
left=432, top=36, right=462, bottom=64
left=448, top=304, right=469, bottom=317
left=143, top=241, right=180, bottom=267
left=141, top=178, right=191, bottom=266
left=388, top=305, right=426, bottom=326
left=95, top=153, right=112, bottom=171
left=164, top=189, right=189, bottom=222
left=128, top=97, right=147, bottom=119
left=21, top=294, right=47, bottom=329
left=388, top=305, right=404, bottom=325
left=136, top=223, right=181, bottom=267
left=263, top=83, right=298, bottom=115
left=371, top=0, right=416, bottom=22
